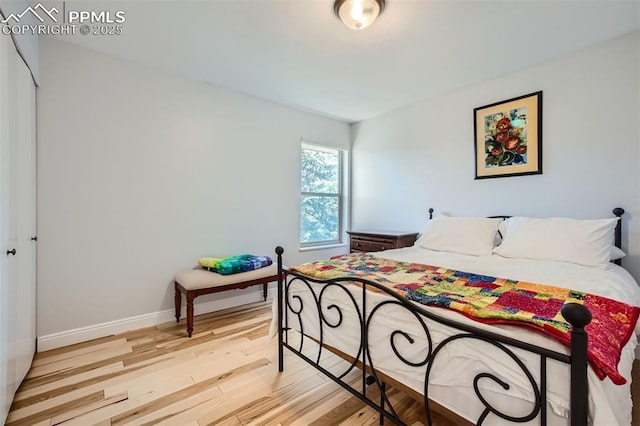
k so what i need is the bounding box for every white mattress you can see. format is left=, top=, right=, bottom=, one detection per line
left=275, top=246, right=640, bottom=425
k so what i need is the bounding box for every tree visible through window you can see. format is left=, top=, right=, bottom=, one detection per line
left=300, top=144, right=342, bottom=246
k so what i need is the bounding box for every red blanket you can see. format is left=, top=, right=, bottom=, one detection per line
left=291, top=253, right=640, bottom=385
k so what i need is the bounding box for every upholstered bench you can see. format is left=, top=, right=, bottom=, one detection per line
left=174, top=265, right=279, bottom=337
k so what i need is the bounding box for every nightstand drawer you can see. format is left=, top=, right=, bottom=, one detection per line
left=350, top=238, right=395, bottom=253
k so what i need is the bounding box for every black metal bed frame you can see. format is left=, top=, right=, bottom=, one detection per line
left=275, top=208, right=625, bottom=426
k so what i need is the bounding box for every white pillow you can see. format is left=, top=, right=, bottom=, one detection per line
left=417, top=216, right=502, bottom=256
left=610, top=245, right=626, bottom=261
left=497, top=218, right=625, bottom=262
left=493, top=216, right=619, bottom=267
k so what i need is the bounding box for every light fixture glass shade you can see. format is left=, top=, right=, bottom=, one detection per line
left=334, top=0, right=385, bottom=31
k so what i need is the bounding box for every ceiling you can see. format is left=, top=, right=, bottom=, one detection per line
left=48, top=0, right=640, bottom=123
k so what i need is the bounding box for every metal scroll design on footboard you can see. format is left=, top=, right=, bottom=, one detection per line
left=275, top=246, right=591, bottom=426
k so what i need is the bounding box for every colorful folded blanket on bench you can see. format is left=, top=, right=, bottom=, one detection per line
left=198, top=254, right=273, bottom=275
left=290, top=253, right=640, bottom=385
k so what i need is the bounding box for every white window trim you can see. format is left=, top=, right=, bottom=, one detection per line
left=299, top=142, right=349, bottom=250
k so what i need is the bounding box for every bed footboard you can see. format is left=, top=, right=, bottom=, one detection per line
left=275, top=246, right=590, bottom=426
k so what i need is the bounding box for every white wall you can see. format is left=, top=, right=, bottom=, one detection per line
left=352, top=31, right=640, bottom=282
left=37, top=38, right=350, bottom=342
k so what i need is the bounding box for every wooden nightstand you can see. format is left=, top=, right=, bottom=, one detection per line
left=347, top=230, right=419, bottom=253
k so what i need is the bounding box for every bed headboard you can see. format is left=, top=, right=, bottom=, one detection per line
left=427, top=207, right=626, bottom=265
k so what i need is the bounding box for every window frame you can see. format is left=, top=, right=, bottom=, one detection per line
left=299, top=142, right=345, bottom=249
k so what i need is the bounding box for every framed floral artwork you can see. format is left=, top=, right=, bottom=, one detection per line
left=474, top=91, right=542, bottom=179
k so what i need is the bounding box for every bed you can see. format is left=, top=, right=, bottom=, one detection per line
left=274, top=208, right=640, bottom=425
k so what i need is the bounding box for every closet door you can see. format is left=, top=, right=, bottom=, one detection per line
left=0, top=28, right=16, bottom=422
left=0, top=31, right=36, bottom=423
left=14, top=51, right=36, bottom=388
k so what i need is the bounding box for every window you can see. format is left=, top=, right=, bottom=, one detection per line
left=300, top=143, right=345, bottom=248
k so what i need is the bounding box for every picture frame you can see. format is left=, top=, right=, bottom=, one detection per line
left=474, top=91, right=542, bottom=179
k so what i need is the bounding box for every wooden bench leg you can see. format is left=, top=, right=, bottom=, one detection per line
left=186, top=291, right=195, bottom=338
left=174, top=283, right=181, bottom=323
left=262, top=282, right=268, bottom=301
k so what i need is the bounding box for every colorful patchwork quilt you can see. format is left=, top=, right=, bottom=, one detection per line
left=290, top=253, right=640, bottom=385
left=198, top=254, right=272, bottom=275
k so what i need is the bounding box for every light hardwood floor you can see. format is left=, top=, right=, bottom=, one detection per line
left=6, top=301, right=456, bottom=426
left=8, top=301, right=639, bottom=425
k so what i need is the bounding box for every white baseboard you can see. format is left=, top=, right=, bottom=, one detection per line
left=37, top=287, right=275, bottom=352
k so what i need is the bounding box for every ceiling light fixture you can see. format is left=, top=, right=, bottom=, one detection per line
left=334, top=0, right=385, bottom=31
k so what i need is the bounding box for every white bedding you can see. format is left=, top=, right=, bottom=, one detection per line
left=276, top=246, right=640, bottom=425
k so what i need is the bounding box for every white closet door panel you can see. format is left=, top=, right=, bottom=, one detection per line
left=4, top=37, right=18, bottom=416
left=0, top=30, right=13, bottom=424
left=0, top=27, right=37, bottom=425
left=14, top=56, right=36, bottom=387
left=0, top=32, right=35, bottom=425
